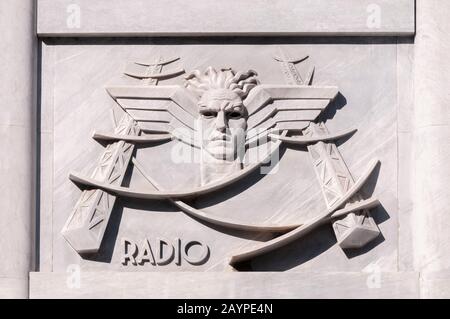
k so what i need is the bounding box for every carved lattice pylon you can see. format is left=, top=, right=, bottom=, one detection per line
left=62, top=115, right=139, bottom=253
left=62, top=56, right=173, bottom=254
left=275, top=47, right=379, bottom=249
left=304, top=123, right=380, bottom=249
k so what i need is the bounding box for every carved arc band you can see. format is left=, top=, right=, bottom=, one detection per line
left=92, top=130, right=200, bottom=148
left=70, top=131, right=287, bottom=200
left=228, top=158, right=380, bottom=266
left=92, top=127, right=357, bottom=149
left=130, top=156, right=301, bottom=232
left=70, top=130, right=379, bottom=240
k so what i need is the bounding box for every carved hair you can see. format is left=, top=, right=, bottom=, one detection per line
left=185, top=67, right=259, bottom=99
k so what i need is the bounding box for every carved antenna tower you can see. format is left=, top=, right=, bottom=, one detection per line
left=274, top=47, right=380, bottom=249
left=61, top=56, right=184, bottom=254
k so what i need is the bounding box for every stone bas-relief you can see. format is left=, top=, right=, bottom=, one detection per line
left=3, top=0, right=450, bottom=300
left=62, top=48, right=382, bottom=270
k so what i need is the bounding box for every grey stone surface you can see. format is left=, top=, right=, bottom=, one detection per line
left=30, top=271, right=419, bottom=299
left=39, top=42, right=55, bottom=273
left=397, top=39, right=415, bottom=272
left=0, top=278, right=29, bottom=299
left=412, top=0, right=450, bottom=298
left=420, top=270, right=450, bottom=298
left=37, top=0, right=415, bottom=37
left=0, top=0, right=36, bottom=298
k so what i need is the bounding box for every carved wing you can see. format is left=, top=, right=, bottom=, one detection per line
left=106, top=84, right=338, bottom=144
left=106, top=85, right=199, bottom=134
left=244, top=85, right=338, bottom=144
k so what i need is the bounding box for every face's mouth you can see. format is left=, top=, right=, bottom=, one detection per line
left=205, top=139, right=233, bottom=152
left=204, top=135, right=235, bottom=160
left=208, top=133, right=231, bottom=142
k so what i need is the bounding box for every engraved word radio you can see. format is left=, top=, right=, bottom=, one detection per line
left=121, top=237, right=210, bottom=266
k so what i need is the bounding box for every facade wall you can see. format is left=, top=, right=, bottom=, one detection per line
left=0, top=0, right=36, bottom=298
left=0, top=0, right=449, bottom=298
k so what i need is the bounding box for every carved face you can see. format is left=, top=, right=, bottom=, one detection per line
left=198, top=89, right=247, bottom=161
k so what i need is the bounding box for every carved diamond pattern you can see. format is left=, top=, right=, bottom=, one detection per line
left=68, top=190, right=96, bottom=229
left=333, top=221, right=350, bottom=236
left=63, top=113, right=139, bottom=247
left=308, top=125, right=358, bottom=207
left=88, top=193, right=109, bottom=231
left=310, top=148, right=320, bottom=161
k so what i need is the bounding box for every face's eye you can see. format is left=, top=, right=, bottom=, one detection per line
left=228, top=111, right=242, bottom=119
left=201, top=111, right=217, bottom=119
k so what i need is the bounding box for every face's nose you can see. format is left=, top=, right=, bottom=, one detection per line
left=214, top=110, right=227, bottom=132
